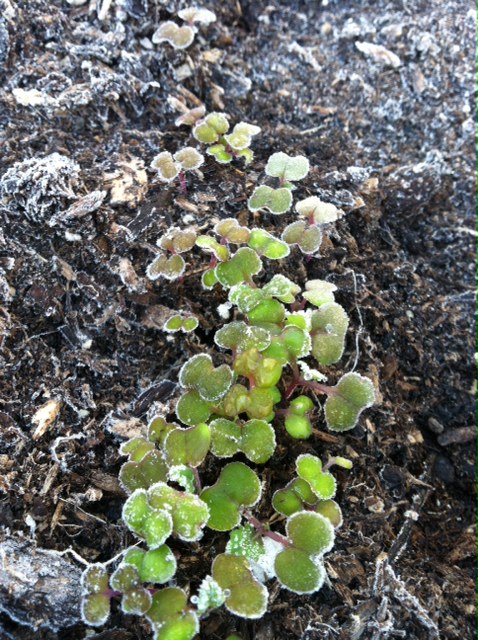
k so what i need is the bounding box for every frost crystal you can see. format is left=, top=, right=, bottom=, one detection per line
left=191, top=576, right=225, bottom=615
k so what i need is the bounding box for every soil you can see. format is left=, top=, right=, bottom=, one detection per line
left=0, top=1, right=476, bottom=639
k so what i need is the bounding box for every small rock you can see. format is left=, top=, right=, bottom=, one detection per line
left=427, top=417, right=445, bottom=434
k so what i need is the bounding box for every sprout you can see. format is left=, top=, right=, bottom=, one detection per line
left=110, top=564, right=152, bottom=615
left=193, top=113, right=260, bottom=165
left=215, top=247, right=262, bottom=288
left=283, top=395, right=314, bottom=439
left=296, top=196, right=343, bottom=224
left=152, top=21, right=195, bottom=49
left=151, top=148, right=204, bottom=190
left=302, top=279, right=337, bottom=307
left=247, top=185, right=293, bottom=215
left=210, top=417, right=276, bottom=464
left=296, top=454, right=336, bottom=500
left=214, top=218, right=251, bottom=244
left=282, top=220, right=322, bottom=255
left=265, top=152, right=310, bottom=184
left=248, top=228, right=290, bottom=259
left=163, top=422, right=211, bottom=467
left=163, top=314, right=199, bottom=333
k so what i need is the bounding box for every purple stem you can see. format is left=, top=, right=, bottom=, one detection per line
left=178, top=171, right=187, bottom=194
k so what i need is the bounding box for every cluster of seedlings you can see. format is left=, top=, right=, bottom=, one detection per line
left=80, top=8, right=376, bottom=640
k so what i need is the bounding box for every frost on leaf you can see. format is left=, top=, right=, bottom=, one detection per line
left=302, top=279, right=337, bottom=307
left=296, top=196, right=343, bottom=224
left=191, top=576, right=226, bottom=615
left=174, top=147, right=204, bottom=170
left=247, top=185, right=292, bottom=215
left=146, top=253, right=186, bottom=281
left=226, top=525, right=265, bottom=562
left=179, top=353, right=233, bottom=402
left=151, top=151, right=180, bottom=182
left=248, top=228, right=290, bottom=260
left=178, top=7, right=217, bottom=25
left=282, top=220, right=322, bottom=255
left=147, top=588, right=199, bottom=640
left=80, top=564, right=110, bottom=626
left=309, top=303, right=349, bottom=365
left=212, top=554, right=268, bottom=619
left=324, top=372, right=375, bottom=432
left=265, top=152, right=309, bottom=182
left=201, top=462, right=261, bottom=531
left=296, top=454, right=336, bottom=500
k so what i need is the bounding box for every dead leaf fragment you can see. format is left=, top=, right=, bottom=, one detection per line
left=31, top=399, right=61, bottom=440
left=106, top=157, right=148, bottom=209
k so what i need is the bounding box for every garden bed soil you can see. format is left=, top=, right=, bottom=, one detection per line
left=0, top=1, right=476, bottom=639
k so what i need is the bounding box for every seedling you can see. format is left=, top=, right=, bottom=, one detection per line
left=81, top=60, right=377, bottom=637
left=248, top=152, right=310, bottom=215
left=146, top=227, right=197, bottom=281
left=296, top=196, right=343, bottom=224
left=163, top=313, right=198, bottom=333
left=193, top=113, right=260, bottom=164
left=152, top=7, right=216, bottom=50
left=151, top=148, right=204, bottom=192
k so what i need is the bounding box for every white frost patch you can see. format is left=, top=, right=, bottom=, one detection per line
left=249, top=537, right=283, bottom=582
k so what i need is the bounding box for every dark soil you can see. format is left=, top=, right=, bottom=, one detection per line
left=0, top=1, right=476, bottom=639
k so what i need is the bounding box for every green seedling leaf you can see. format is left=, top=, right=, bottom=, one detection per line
left=176, top=390, right=212, bottom=425
left=248, top=228, right=290, bottom=259
left=236, top=148, right=254, bottom=165
left=296, top=196, right=342, bottom=224
left=303, top=279, right=337, bottom=307
left=81, top=593, right=111, bottom=626
left=119, top=450, right=169, bottom=493
left=147, top=588, right=199, bottom=640
left=196, top=235, right=230, bottom=261
left=120, top=436, right=154, bottom=462
left=310, top=303, right=349, bottom=365
left=214, top=321, right=271, bottom=352
left=111, top=564, right=152, bottom=615
left=201, top=462, right=261, bottom=531
left=262, top=274, right=301, bottom=303
left=207, top=144, right=233, bottom=164
left=286, top=510, right=335, bottom=556
left=209, top=418, right=241, bottom=458
left=158, top=228, right=197, bottom=254
left=265, top=152, right=310, bottom=182
left=122, top=489, right=173, bottom=549
left=284, top=395, right=314, bottom=439
left=228, top=284, right=264, bottom=313
left=314, top=499, right=343, bottom=528
left=168, top=465, right=196, bottom=494
left=241, top=419, right=276, bottom=463
left=179, top=353, right=233, bottom=402
left=147, top=253, right=186, bottom=281
left=148, top=416, right=177, bottom=446
left=210, top=416, right=276, bottom=463
left=224, top=122, right=261, bottom=150
left=173, top=147, right=204, bottom=171
left=272, top=478, right=317, bottom=516
left=226, top=525, right=265, bottom=562
left=152, top=21, right=195, bottom=49
left=151, top=151, right=180, bottom=182
left=274, top=547, right=325, bottom=595
left=164, top=314, right=199, bottom=333
left=262, top=325, right=311, bottom=364
left=215, top=247, right=262, bottom=288
left=212, top=554, right=268, bottom=619
left=282, top=220, right=322, bottom=255
left=247, top=185, right=293, bottom=214
left=81, top=564, right=110, bottom=626
left=274, top=512, right=334, bottom=594
left=202, top=267, right=219, bottom=289
left=324, top=372, right=375, bottom=431
left=247, top=299, right=285, bottom=326
left=214, top=218, right=251, bottom=244
left=246, top=386, right=281, bottom=420
left=164, top=422, right=211, bottom=467
left=149, top=482, right=210, bottom=542
left=124, top=545, right=177, bottom=584
left=193, top=112, right=230, bottom=144
left=191, top=576, right=226, bottom=615
left=296, top=454, right=336, bottom=500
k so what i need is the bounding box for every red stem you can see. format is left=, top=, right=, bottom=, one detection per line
left=243, top=512, right=292, bottom=548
